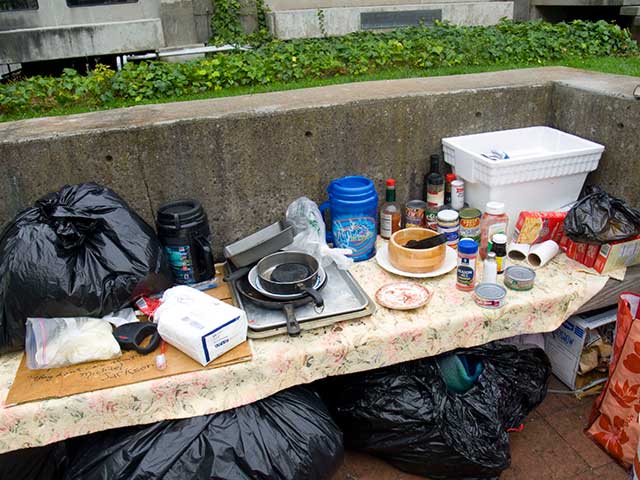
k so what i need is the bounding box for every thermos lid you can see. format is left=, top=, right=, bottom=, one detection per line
left=156, top=199, right=207, bottom=230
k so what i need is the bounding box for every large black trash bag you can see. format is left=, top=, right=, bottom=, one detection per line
left=565, top=185, right=640, bottom=244
left=64, top=386, right=344, bottom=480
left=317, top=342, right=551, bottom=480
left=0, top=442, right=67, bottom=480
left=0, top=183, right=172, bottom=353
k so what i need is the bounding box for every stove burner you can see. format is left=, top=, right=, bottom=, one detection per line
left=270, top=263, right=312, bottom=283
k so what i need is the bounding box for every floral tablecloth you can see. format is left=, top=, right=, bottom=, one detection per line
left=0, top=246, right=610, bottom=454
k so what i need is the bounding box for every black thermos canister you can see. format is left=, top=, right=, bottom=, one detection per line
left=156, top=200, right=214, bottom=285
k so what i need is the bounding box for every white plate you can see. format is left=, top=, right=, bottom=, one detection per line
left=375, top=243, right=458, bottom=278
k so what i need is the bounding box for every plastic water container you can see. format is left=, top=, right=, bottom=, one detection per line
left=442, top=126, right=604, bottom=236
left=320, top=176, right=378, bottom=262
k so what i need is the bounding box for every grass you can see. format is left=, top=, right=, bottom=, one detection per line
left=2, top=55, right=639, bottom=123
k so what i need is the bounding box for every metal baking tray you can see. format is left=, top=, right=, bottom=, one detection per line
left=227, top=261, right=375, bottom=338
left=224, top=220, right=294, bottom=268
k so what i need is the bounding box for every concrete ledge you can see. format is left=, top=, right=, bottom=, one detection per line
left=0, top=67, right=638, bottom=257
left=0, top=20, right=165, bottom=64
left=269, top=2, right=513, bottom=39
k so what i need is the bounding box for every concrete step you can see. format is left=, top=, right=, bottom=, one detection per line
left=266, top=0, right=499, bottom=10
left=268, top=1, right=513, bottom=39
left=620, top=5, right=640, bottom=14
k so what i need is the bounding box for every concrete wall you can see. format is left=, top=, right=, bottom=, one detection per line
left=0, top=67, right=638, bottom=259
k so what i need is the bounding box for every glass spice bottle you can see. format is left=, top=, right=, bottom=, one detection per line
left=380, top=178, right=401, bottom=239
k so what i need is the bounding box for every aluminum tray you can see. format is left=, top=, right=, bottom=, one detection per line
left=224, top=220, right=294, bottom=268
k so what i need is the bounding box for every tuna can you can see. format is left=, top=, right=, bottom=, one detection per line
left=459, top=208, right=481, bottom=242
left=504, top=266, right=536, bottom=291
left=405, top=200, right=427, bottom=228
left=473, top=283, right=507, bottom=309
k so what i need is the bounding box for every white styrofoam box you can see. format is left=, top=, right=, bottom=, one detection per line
left=442, top=126, right=604, bottom=235
left=155, top=285, right=247, bottom=366
left=544, top=307, right=617, bottom=391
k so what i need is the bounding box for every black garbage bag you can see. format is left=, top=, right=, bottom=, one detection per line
left=0, top=442, right=67, bottom=480
left=0, top=183, right=172, bottom=353
left=317, top=342, right=551, bottom=480
left=565, top=185, right=640, bottom=244
left=64, top=386, right=344, bottom=480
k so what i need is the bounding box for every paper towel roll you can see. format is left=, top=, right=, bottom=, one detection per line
left=508, top=243, right=530, bottom=261
left=528, top=240, right=560, bottom=268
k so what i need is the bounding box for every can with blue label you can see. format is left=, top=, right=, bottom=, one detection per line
left=320, top=176, right=378, bottom=262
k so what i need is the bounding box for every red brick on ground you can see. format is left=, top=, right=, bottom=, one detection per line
left=333, top=376, right=629, bottom=480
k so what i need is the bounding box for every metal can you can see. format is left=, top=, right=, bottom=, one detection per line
left=425, top=206, right=439, bottom=230
left=437, top=209, right=459, bottom=249
left=459, top=207, right=481, bottom=242
left=473, top=283, right=507, bottom=309
left=405, top=200, right=427, bottom=228
left=451, top=179, right=465, bottom=210
left=504, top=266, right=536, bottom=291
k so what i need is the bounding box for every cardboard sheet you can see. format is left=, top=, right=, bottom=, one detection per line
left=6, top=340, right=252, bottom=406
left=6, top=274, right=251, bottom=406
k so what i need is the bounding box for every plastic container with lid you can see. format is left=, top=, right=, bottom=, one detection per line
left=437, top=209, right=459, bottom=249
left=456, top=238, right=478, bottom=291
left=480, top=201, right=508, bottom=260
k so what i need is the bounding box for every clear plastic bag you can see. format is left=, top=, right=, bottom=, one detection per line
left=25, top=317, right=121, bottom=369
left=285, top=197, right=353, bottom=270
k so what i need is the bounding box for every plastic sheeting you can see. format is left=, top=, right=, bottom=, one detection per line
left=318, top=342, right=551, bottom=480
left=0, top=183, right=172, bottom=353
left=64, top=386, right=344, bottom=480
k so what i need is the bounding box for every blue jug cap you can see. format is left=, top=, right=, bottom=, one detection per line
left=458, top=238, right=478, bottom=255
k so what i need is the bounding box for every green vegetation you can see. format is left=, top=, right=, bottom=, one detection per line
left=1, top=20, right=638, bottom=122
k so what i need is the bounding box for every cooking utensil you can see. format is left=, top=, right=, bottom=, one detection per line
left=234, top=274, right=321, bottom=336
left=224, top=220, right=294, bottom=268
left=404, top=233, right=447, bottom=249
left=256, top=251, right=324, bottom=307
left=113, top=322, right=161, bottom=355
left=248, top=264, right=327, bottom=300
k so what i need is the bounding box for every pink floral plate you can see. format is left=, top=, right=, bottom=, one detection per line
left=375, top=282, right=432, bottom=310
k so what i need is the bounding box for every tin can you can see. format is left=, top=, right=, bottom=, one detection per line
left=459, top=208, right=481, bottom=242
left=451, top=179, right=465, bottom=210
left=405, top=200, right=427, bottom=228
left=437, top=209, right=459, bottom=249
left=473, top=283, right=507, bottom=309
left=504, top=266, right=536, bottom=291
left=425, top=206, right=439, bottom=230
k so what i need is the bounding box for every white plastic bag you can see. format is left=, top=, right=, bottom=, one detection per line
left=25, top=317, right=121, bottom=369
left=285, top=197, right=353, bottom=270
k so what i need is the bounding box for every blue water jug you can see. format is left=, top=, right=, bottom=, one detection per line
left=320, top=176, right=378, bottom=262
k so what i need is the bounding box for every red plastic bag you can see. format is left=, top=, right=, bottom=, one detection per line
left=586, top=292, right=640, bottom=468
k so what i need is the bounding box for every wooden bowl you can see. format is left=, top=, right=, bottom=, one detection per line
left=389, top=228, right=446, bottom=273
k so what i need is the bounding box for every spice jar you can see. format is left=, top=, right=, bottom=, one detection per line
left=437, top=209, right=459, bottom=249
left=479, top=201, right=509, bottom=260
left=456, top=238, right=478, bottom=291
left=491, top=233, right=508, bottom=274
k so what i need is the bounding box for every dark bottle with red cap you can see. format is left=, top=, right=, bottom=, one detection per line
left=380, top=178, right=401, bottom=239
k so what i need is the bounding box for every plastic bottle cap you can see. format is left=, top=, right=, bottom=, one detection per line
left=437, top=209, right=459, bottom=222
left=487, top=252, right=497, bottom=259
left=458, top=238, right=478, bottom=254
left=492, top=233, right=508, bottom=244
left=485, top=201, right=505, bottom=215
left=445, top=173, right=457, bottom=182
left=386, top=178, right=396, bottom=187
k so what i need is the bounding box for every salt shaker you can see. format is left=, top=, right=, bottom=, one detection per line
left=483, top=252, right=498, bottom=284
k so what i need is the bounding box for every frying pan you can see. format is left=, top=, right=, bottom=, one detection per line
left=256, top=252, right=324, bottom=306
left=248, top=264, right=327, bottom=301
left=234, top=274, right=322, bottom=336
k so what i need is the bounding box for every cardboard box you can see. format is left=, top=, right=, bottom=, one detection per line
left=584, top=244, right=601, bottom=268
left=567, top=239, right=578, bottom=260
left=575, top=242, right=587, bottom=264
left=545, top=307, right=617, bottom=391
left=559, top=234, right=570, bottom=253
left=593, top=235, right=640, bottom=274
left=512, top=211, right=567, bottom=245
